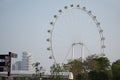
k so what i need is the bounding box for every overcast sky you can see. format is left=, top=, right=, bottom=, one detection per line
left=0, top=0, right=120, bottom=72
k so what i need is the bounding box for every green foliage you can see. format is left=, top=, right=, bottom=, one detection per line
left=112, top=59, right=120, bottom=80
left=17, top=77, right=21, bottom=80
left=62, top=54, right=112, bottom=80
left=1, top=77, right=6, bottom=80
left=50, top=64, right=64, bottom=74
left=106, top=70, right=113, bottom=80
left=32, top=62, right=43, bottom=77
left=94, top=57, right=110, bottom=71
left=1, top=55, right=120, bottom=80
left=88, top=71, right=109, bottom=80
left=63, top=59, right=85, bottom=80
left=32, top=62, right=40, bottom=75
left=85, top=55, right=110, bottom=72
left=86, top=55, right=111, bottom=80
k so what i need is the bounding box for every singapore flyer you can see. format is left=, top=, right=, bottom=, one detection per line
left=47, top=4, right=105, bottom=65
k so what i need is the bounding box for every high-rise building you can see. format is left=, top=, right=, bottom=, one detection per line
left=12, top=61, right=22, bottom=70
left=21, top=51, right=33, bottom=71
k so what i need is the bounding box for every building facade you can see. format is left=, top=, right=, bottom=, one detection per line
left=21, top=51, right=33, bottom=71
left=12, top=61, right=22, bottom=70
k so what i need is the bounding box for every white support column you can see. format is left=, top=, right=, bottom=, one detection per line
left=72, top=44, right=75, bottom=61
left=81, top=43, right=84, bottom=62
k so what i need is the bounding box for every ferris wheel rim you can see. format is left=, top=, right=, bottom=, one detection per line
left=47, top=4, right=105, bottom=64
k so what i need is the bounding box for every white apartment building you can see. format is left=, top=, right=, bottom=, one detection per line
left=21, top=51, right=33, bottom=71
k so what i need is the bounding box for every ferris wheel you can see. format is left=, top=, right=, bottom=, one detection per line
left=47, top=4, right=105, bottom=64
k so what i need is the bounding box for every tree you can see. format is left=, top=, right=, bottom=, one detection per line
left=50, top=63, right=65, bottom=79
left=85, top=55, right=111, bottom=80
left=112, top=59, right=120, bottom=80
left=106, top=70, right=113, bottom=80
left=64, top=59, right=85, bottom=80
left=95, top=57, right=110, bottom=71
left=50, top=64, right=64, bottom=74
left=32, top=62, right=40, bottom=77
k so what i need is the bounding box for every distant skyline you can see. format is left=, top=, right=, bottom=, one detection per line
left=0, top=0, right=120, bottom=71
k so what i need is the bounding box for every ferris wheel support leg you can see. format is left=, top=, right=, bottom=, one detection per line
left=81, top=44, right=84, bottom=62
left=72, top=44, right=74, bottom=61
